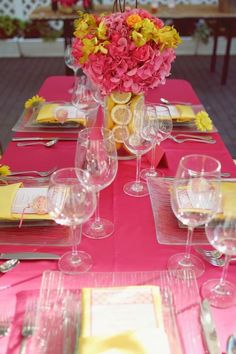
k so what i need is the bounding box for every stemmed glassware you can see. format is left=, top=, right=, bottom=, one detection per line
left=64, top=42, right=81, bottom=94
left=168, top=154, right=221, bottom=278
left=201, top=193, right=236, bottom=308
left=47, top=167, right=96, bottom=274
left=140, top=104, right=173, bottom=180
left=122, top=104, right=153, bottom=197
left=75, top=127, right=118, bottom=239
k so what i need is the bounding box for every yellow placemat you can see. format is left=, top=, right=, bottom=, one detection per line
left=168, top=105, right=195, bottom=122
left=220, top=182, right=236, bottom=217
left=78, top=285, right=170, bottom=354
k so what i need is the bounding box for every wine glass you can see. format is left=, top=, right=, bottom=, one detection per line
left=122, top=104, right=153, bottom=197
left=75, top=127, right=118, bottom=239
left=47, top=167, right=96, bottom=274
left=64, top=43, right=81, bottom=94
left=201, top=191, right=236, bottom=308
left=140, top=104, right=173, bottom=180
left=168, top=154, right=221, bottom=278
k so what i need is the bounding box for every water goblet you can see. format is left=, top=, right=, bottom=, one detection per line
left=122, top=105, right=153, bottom=197
left=168, top=154, right=221, bottom=278
left=75, top=127, right=118, bottom=239
left=201, top=192, right=236, bottom=308
left=47, top=167, right=96, bottom=274
left=140, top=104, right=173, bottom=180
left=64, top=42, right=81, bottom=94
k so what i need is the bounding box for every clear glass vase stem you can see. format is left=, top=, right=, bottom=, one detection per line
left=71, top=224, right=81, bottom=257
left=150, top=143, right=157, bottom=172
left=219, top=254, right=231, bottom=286
left=184, top=226, right=194, bottom=262
left=135, top=155, right=141, bottom=185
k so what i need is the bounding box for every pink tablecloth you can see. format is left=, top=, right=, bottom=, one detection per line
left=1, top=77, right=236, bottom=353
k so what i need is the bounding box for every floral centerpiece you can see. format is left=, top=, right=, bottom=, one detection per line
left=72, top=6, right=181, bottom=155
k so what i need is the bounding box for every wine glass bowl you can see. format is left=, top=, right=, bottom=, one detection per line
left=64, top=42, right=81, bottom=94
left=47, top=168, right=96, bottom=274
left=168, top=154, right=221, bottom=278
left=140, top=104, right=173, bottom=180
left=122, top=105, right=153, bottom=197
left=75, top=127, right=118, bottom=239
left=201, top=192, right=236, bottom=308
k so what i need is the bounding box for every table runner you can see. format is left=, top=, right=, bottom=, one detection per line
left=0, top=77, right=236, bottom=353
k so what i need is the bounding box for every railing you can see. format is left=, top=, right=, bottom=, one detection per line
left=0, top=0, right=218, bottom=20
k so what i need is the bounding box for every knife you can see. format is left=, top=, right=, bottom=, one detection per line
left=200, top=299, right=221, bottom=354
left=0, top=252, right=60, bottom=260
left=12, top=137, right=78, bottom=142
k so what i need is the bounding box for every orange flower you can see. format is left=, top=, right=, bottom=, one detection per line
left=126, top=14, right=142, bottom=27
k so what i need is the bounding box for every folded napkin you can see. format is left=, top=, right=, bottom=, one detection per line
left=78, top=285, right=170, bottom=354
left=36, top=103, right=86, bottom=125
left=0, top=183, right=51, bottom=221
left=220, top=182, right=236, bottom=217
left=168, top=105, right=195, bottom=122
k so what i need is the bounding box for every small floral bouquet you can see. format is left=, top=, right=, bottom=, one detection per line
left=72, top=8, right=181, bottom=95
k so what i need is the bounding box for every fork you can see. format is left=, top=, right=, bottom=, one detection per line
left=174, top=134, right=213, bottom=141
left=194, top=246, right=223, bottom=259
left=168, top=135, right=216, bottom=144
left=20, top=298, right=37, bottom=354
left=0, top=315, right=11, bottom=337
left=9, top=166, right=57, bottom=177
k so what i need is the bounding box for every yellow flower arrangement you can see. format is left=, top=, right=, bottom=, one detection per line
left=0, top=164, right=11, bottom=176
left=24, top=95, right=45, bottom=109
left=195, top=111, right=213, bottom=132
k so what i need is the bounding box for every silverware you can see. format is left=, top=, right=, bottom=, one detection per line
left=226, top=334, right=236, bottom=354
left=0, top=259, right=19, bottom=273
left=194, top=247, right=223, bottom=259
left=0, top=252, right=60, bottom=260
left=174, top=134, right=213, bottom=141
left=17, top=138, right=58, bottom=147
left=201, top=255, right=236, bottom=267
left=20, top=298, right=37, bottom=354
left=0, top=315, right=11, bottom=337
left=200, top=299, right=221, bottom=354
left=12, top=137, right=78, bottom=142
left=160, top=98, right=193, bottom=105
left=9, top=166, right=57, bottom=177
left=169, top=135, right=216, bottom=144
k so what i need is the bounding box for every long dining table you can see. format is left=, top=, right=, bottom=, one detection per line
left=0, top=76, right=236, bottom=354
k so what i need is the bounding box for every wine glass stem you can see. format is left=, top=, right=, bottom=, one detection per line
left=184, top=226, right=194, bottom=261
left=135, top=155, right=141, bottom=185
left=219, top=254, right=231, bottom=286
left=71, top=224, right=81, bottom=257
left=150, top=143, right=157, bottom=172
left=93, top=191, right=103, bottom=228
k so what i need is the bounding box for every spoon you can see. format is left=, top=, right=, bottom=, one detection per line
left=0, top=259, right=19, bottom=273
left=226, top=334, right=236, bottom=354
left=17, top=139, right=58, bottom=148
left=160, top=98, right=192, bottom=106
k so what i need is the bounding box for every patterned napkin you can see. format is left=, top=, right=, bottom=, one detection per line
left=36, top=103, right=86, bottom=124
left=167, top=105, right=195, bottom=122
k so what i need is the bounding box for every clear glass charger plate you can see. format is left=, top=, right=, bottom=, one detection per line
left=167, top=104, right=217, bottom=133
left=29, top=269, right=205, bottom=354
left=12, top=101, right=98, bottom=133
left=0, top=176, right=72, bottom=246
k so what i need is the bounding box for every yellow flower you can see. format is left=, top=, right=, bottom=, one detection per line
left=0, top=164, right=11, bottom=176
left=94, top=41, right=109, bottom=55
left=126, top=14, right=142, bottom=27
left=74, top=13, right=97, bottom=39
left=97, top=21, right=107, bottom=40
left=132, top=19, right=159, bottom=46
left=156, top=26, right=182, bottom=50
left=195, top=111, right=213, bottom=131
left=80, top=37, right=98, bottom=64
left=131, top=30, right=146, bottom=47
left=24, top=95, right=45, bottom=109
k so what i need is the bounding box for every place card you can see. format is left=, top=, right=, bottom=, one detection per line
left=11, top=187, right=48, bottom=214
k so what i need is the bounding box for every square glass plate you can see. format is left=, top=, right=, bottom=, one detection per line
left=167, top=104, right=217, bottom=133
left=29, top=270, right=204, bottom=354
left=12, top=101, right=98, bottom=133
left=0, top=176, right=72, bottom=246
left=147, top=177, right=235, bottom=245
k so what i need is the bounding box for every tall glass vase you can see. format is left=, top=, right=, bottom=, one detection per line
left=103, top=91, right=144, bottom=160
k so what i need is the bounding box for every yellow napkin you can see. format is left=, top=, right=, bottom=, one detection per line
left=170, top=105, right=195, bottom=122
left=78, top=285, right=170, bottom=354
left=78, top=328, right=170, bottom=354
left=0, top=183, right=51, bottom=221
left=220, top=182, right=236, bottom=217
left=36, top=103, right=86, bottom=125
